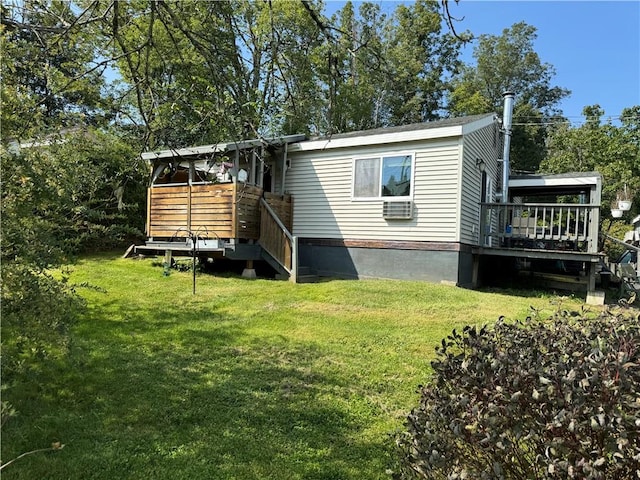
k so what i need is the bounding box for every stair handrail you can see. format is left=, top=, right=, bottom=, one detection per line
left=259, top=197, right=297, bottom=281
left=260, top=197, right=293, bottom=243
left=602, top=233, right=640, bottom=253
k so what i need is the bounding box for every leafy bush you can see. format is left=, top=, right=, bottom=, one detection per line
left=2, top=130, right=147, bottom=260
left=396, top=307, right=640, bottom=479
left=0, top=263, right=84, bottom=382
left=1, top=129, right=142, bottom=383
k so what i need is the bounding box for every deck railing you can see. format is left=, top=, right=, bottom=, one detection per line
left=480, top=202, right=600, bottom=253
left=147, top=183, right=264, bottom=240
left=259, top=198, right=295, bottom=277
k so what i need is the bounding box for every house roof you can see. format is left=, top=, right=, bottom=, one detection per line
left=313, top=113, right=495, bottom=141
left=140, top=114, right=497, bottom=160
left=509, top=172, right=602, bottom=188
left=140, top=134, right=306, bottom=161
left=288, top=113, right=497, bottom=152
left=509, top=172, right=602, bottom=197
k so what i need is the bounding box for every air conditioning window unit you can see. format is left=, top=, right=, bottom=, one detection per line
left=383, top=201, right=413, bottom=219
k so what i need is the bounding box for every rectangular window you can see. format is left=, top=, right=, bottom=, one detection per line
left=354, top=158, right=380, bottom=197
left=353, top=154, right=413, bottom=199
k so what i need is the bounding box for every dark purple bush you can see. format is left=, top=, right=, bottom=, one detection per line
left=396, top=307, right=640, bottom=479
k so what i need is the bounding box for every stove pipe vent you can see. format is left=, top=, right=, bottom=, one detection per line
left=501, top=91, right=515, bottom=203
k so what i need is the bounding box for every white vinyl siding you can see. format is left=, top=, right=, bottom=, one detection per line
left=286, top=139, right=461, bottom=242
left=459, top=123, right=500, bottom=244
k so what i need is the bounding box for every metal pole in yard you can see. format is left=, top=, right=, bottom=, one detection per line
left=192, top=233, right=197, bottom=295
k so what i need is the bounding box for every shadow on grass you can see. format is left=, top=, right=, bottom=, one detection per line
left=2, top=296, right=391, bottom=480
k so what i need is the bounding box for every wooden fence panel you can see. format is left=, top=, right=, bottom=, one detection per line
left=147, top=184, right=293, bottom=245
left=148, top=186, right=190, bottom=237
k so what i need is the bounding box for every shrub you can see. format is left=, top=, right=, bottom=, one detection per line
left=0, top=263, right=84, bottom=382
left=396, top=307, right=640, bottom=479
left=1, top=128, right=143, bottom=382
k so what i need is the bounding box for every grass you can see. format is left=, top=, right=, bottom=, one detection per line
left=1, top=253, right=584, bottom=479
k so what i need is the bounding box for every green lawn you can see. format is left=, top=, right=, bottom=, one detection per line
left=1, top=254, right=583, bottom=479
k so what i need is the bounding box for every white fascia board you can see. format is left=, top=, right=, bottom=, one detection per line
left=288, top=126, right=464, bottom=152
left=509, top=175, right=602, bottom=189
left=141, top=143, right=227, bottom=161
left=461, top=114, right=497, bottom=135
left=289, top=115, right=495, bottom=153
left=140, top=135, right=306, bottom=161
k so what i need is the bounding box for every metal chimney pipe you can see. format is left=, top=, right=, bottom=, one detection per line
left=501, top=91, right=515, bottom=203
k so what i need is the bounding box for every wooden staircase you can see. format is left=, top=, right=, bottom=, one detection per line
left=258, top=198, right=317, bottom=282
left=603, top=234, right=640, bottom=303
left=618, top=263, right=640, bottom=301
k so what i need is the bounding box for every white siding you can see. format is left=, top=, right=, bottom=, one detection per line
left=459, top=123, right=501, bottom=244
left=286, top=139, right=461, bottom=242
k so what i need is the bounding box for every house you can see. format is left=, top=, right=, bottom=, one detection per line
left=136, top=107, right=604, bottom=302
left=284, top=113, right=502, bottom=286
left=284, top=116, right=602, bottom=295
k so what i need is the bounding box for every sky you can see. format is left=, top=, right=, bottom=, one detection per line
left=325, top=0, right=640, bottom=124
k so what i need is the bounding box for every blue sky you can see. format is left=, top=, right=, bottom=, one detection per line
left=325, top=0, right=640, bottom=123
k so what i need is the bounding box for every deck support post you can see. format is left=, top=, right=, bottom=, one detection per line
left=242, top=259, right=257, bottom=279
left=471, top=254, right=481, bottom=289
left=163, top=250, right=172, bottom=276
left=586, top=261, right=604, bottom=305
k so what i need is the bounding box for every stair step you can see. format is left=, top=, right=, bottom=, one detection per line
left=296, top=274, right=319, bottom=284
left=297, top=266, right=313, bottom=276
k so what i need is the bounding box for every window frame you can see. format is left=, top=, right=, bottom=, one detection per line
left=351, top=152, right=415, bottom=201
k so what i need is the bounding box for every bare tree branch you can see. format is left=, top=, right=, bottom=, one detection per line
left=441, top=0, right=470, bottom=42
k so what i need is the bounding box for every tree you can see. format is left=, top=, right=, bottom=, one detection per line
left=104, top=0, right=464, bottom=141
left=540, top=105, right=640, bottom=221
left=1, top=1, right=147, bottom=389
left=448, top=22, right=570, bottom=171
left=1, top=0, right=110, bottom=140
left=301, top=0, right=465, bottom=134
left=102, top=0, right=331, bottom=147
left=382, top=0, right=463, bottom=125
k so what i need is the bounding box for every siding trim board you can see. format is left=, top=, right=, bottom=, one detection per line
left=298, top=237, right=473, bottom=253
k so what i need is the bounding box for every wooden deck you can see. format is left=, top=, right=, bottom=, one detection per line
left=147, top=184, right=292, bottom=241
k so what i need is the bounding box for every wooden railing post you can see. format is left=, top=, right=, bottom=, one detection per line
left=588, top=205, right=600, bottom=253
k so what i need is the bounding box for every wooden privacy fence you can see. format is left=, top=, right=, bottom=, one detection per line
left=480, top=202, right=600, bottom=253
left=147, top=183, right=266, bottom=240
left=259, top=198, right=294, bottom=274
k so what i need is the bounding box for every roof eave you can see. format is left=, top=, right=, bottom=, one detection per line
left=140, top=134, right=306, bottom=161
left=288, top=114, right=496, bottom=153
left=509, top=172, right=602, bottom=189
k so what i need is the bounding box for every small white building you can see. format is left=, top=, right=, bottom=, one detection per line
left=285, top=114, right=501, bottom=286
left=138, top=112, right=604, bottom=300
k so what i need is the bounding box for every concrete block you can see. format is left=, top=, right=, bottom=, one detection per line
left=242, top=268, right=257, bottom=279
left=586, top=290, right=605, bottom=305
